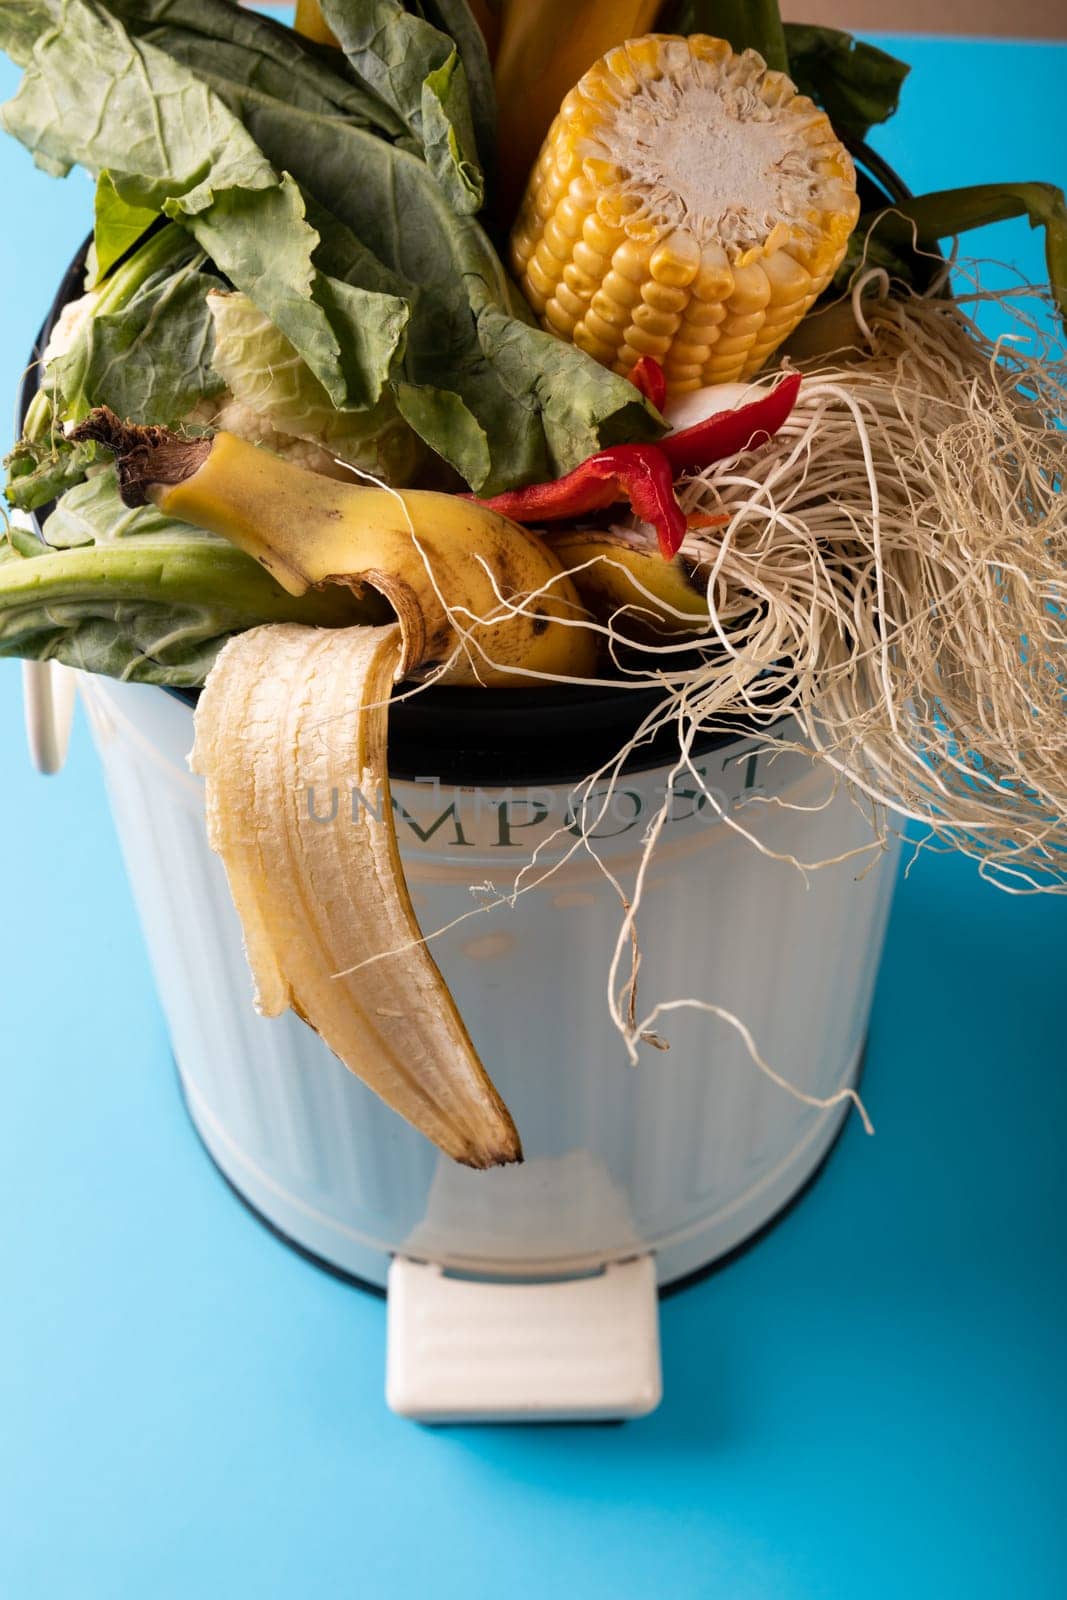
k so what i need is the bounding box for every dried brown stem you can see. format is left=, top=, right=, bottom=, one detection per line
left=69, top=406, right=210, bottom=507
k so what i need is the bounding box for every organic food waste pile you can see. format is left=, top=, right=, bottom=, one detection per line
left=1, top=0, right=1064, bottom=1164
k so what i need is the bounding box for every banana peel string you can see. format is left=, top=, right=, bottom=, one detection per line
left=472, top=369, right=802, bottom=558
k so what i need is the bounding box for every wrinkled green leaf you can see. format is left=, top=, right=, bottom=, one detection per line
left=7, top=224, right=216, bottom=509
left=185, top=177, right=409, bottom=411
left=0, top=470, right=375, bottom=684
left=208, top=291, right=422, bottom=485
left=92, top=171, right=159, bottom=283
left=475, top=308, right=665, bottom=468
left=56, top=258, right=225, bottom=425
left=2, top=0, right=276, bottom=207
left=784, top=25, right=908, bottom=142
left=105, top=0, right=405, bottom=134
left=230, top=96, right=663, bottom=490
left=417, top=0, right=496, bottom=176
left=394, top=380, right=490, bottom=489
left=3, top=0, right=664, bottom=494
left=304, top=195, right=411, bottom=300
left=0, top=0, right=57, bottom=67
left=318, top=0, right=483, bottom=212
left=1, top=0, right=410, bottom=411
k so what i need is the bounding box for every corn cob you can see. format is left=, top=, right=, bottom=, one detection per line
left=510, top=34, right=859, bottom=393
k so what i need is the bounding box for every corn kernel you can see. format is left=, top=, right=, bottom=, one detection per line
left=581, top=308, right=626, bottom=346
left=589, top=290, right=631, bottom=329
left=543, top=299, right=577, bottom=336
left=620, top=326, right=672, bottom=357
left=641, top=280, right=689, bottom=315
left=554, top=281, right=588, bottom=320
left=573, top=324, right=618, bottom=364
left=563, top=262, right=599, bottom=298
left=601, top=269, right=643, bottom=308
left=629, top=302, right=680, bottom=340
left=573, top=239, right=608, bottom=278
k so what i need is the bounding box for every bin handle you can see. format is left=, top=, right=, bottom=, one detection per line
left=22, top=659, right=77, bottom=775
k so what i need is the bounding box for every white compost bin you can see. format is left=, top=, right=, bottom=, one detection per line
left=71, top=670, right=896, bottom=1421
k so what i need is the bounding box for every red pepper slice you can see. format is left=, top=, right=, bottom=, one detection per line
left=472, top=372, right=799, bottom=562
left=627, top=355, right=667, bottom=412
left=475, top=443, right=688, bottom=559
left=661, top=371, right=801, bottom=474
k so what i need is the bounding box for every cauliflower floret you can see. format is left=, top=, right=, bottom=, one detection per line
left=41, top=289, right=101, bottom=366
left=189, top=393, right=366, bottom=483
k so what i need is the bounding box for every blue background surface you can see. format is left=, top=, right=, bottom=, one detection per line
left=1, top=29, right=1066, bottom=1600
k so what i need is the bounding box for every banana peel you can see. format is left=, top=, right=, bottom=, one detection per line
left=73, top=411, right=596, bottom=687
left=190, top=620, right=521, bottom=1167
left=550, top=525, right=714, bottom=637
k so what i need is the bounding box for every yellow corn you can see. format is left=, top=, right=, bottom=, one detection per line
left=510, top=34, right=860, bottom=392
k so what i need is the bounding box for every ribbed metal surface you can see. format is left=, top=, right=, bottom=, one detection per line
left=82, top=677, right=896, bottom=1288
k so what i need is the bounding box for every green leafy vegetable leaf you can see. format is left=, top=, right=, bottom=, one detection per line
left=852, top=183, right=1067, bottom=327
left=181, top=175, right=408, bottom=410
left=417, top=0, right=496, bottom=176
left=225, top=95, right=663, bottom=490
left=208, top=291, right=422, bottom=485
left=1, top=0, right=277, bottom=208
left=2, top=0, right=664, bottom=496
left=1, top=0, right=409, bottom=410
left=474, top=308, right=663, bottom=471
left=55, top=257, right=225, bottom=425
left=784, top=24, right=908, bottom=142
left=0, top=0, right=58, bottom=66
left=104, top=0, right=406, bottom=135
left=91, top=171, right=160, bottom=284
left=0, top=470, right=376, bottom=685
left=318, top=0, right=484, bottom=213
left=394, top=380, right=490, bottom=490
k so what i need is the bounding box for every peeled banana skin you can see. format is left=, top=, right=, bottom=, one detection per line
left=550, top=527, right=713, bottom=636
left=157, top=431, right=597, bottom=686
left=190, top=620, right=522, bottom=1168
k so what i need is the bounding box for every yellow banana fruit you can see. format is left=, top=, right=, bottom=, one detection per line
left=72, top=411, right=597, bottom=687
left=191, top=620, right=522, bottom=1168
left=550, top=526, right=713, bottom=636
